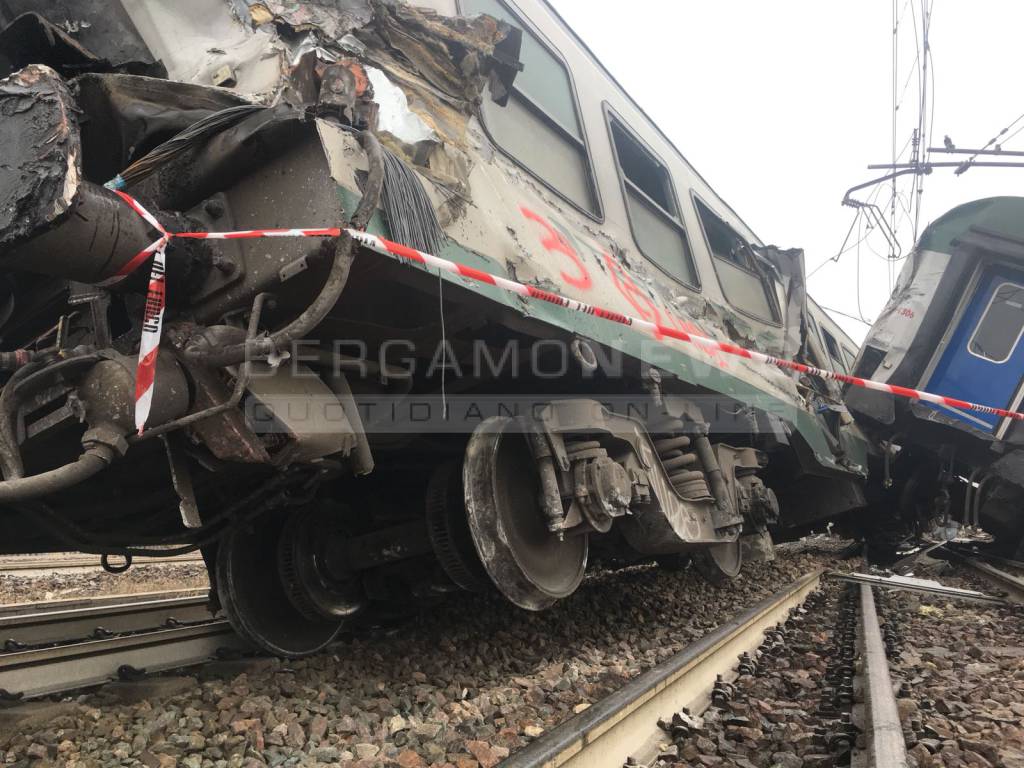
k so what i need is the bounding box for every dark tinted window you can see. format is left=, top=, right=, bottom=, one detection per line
left=969, top=282, right=1024, bottom=363
left=462, top=0, right=598, bottom=215
left=855, top=345, right=886, bottom=379
left=610, top=121, right=675, bottom=214
left=608, top=115, right=698, bottom=287
left=821, top=328, right=846, bottom=371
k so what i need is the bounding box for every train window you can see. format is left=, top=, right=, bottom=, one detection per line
left=855, top=344, right=887, bottom=379
left=821, top=328, right=847, bottom=372
left=693, top=197, right=779, bottom=322
left=968, top=281, right=1024, bottom=363
left=606, top=113, right=699, bottom=287
left=461, top=0, right=599, bottom=216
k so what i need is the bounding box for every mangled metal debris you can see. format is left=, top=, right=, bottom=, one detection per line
left=829, top=571, right=1008, bottom=605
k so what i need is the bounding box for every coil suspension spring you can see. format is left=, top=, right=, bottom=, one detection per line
left=652, top=416, right=712, bottom=500
left=565, top=438, right=607, bottom=496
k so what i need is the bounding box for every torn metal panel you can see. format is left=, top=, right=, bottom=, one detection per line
left=121, top=0, right=288, bottom=98
left=366, top=65, right=436, bottom=143
left=0, top=0, right=164, bottom=78
left=73, top=73, right=252, bottom=183
left=248, top=0, right=374, bottom=39
left=0, top=64, right=79, bottom=248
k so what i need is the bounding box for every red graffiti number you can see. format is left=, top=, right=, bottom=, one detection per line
left=520, top=206, right=592, bottom=290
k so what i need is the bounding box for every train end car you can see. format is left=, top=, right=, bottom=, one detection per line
left=845, top=197, right=1024, bottom=557
left=0, top=0, right=870, bottom=656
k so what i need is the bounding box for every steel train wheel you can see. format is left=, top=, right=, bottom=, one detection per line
left=216, top=511, right=345, bottom=657
left=692, top=540, right=742, bottom=585
left=463, top=417, right=587, bottom=610
left=278, top=503, right=365, bottom=621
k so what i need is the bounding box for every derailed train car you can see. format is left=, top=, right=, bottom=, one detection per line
left=0, top=0, right=868, bottom=655
left=847, top=198, right=1024, bottom=558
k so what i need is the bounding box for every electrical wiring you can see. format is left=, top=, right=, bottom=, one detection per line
left=105, top=104, right=267, bottom=190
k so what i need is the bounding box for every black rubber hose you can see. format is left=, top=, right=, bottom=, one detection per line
left=350, top=130, right=385, bottom=230
left=0, top=445, right=112, bottom=503
left=0, top=361, right=43, bottom=480
left=182, top=130, right=384, bottom=369
left=0, top=354, right=101, bottom=480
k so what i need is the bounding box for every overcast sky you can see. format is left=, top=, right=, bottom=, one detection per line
left=548, top=0, right=1024, bottom=342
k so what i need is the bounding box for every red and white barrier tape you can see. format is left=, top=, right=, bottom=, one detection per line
left=111, top=191, right=1024, bottom=433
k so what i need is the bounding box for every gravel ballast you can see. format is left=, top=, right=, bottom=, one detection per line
left=0, top=544, right=845, bottom=767
left=0, top=563, right=209, bottom=605
left=884, top=564, right=1024, bottom=768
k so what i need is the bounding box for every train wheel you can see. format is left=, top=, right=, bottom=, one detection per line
left=692, top=540, right=742, bottom=585
left=216, top=510, right=345, bottom=657
left=463, top=417, right=587, bottom=610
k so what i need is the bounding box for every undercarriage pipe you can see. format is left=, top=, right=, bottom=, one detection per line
left=0, top=443, right=115, bottom=503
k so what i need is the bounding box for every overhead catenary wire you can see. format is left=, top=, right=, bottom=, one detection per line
left=954, top=109, right=1024, bottom=175
left=821, top=1, right=934, bottom=328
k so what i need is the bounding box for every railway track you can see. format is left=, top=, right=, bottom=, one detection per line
left=499, top=570, right=825, bottom=768
left=944, top=550, right=1024, bottom=602
left=7, top=547, right=1009, bottom=767
left=500, top=567, right=994, bottom=768
left=0, top=590, right=245, bottom=699
left=0, top=553, right=204, bottom=572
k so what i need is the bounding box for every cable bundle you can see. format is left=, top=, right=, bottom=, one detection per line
left=105, top=104, right=266, bottom=191
left=379, top=146, right=447, bottom=257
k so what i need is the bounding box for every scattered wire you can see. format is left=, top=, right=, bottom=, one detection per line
left=105, top=105, right=266, bottom=190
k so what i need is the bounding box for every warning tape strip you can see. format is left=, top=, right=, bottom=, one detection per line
left=111, top=191, right=1024, bottom=433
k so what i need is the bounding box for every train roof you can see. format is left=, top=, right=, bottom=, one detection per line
left=919, top=196, right=1024, bottom=256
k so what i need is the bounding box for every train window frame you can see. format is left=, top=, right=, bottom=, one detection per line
left=841, top=345, right=858, bottom=372
left=602, top=104, right=701, bottom=291
left=967, top=280, right=1024, bottom=364
left=457, top=0, right=604, bottom=222
left=806, top=312, right=831, bottom=367
left=820, top=327, right=847, bottom=372
left=691, top=193, right=782, bottom=326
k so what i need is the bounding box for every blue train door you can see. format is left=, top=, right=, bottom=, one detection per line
left=925, top=267, right=1024, bottom=432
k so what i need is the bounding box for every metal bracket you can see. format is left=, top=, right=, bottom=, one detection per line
left=161, top=433, right=202, bottom=529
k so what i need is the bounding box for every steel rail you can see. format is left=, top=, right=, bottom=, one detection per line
left=0, top=588, right=208, bottom=618
left=0, top=553, right=204, bottom=571
left=962, top=551, right=1024, bottom=575
left=857, top=584, right=909, bottom=768
left=0, top=620, right=244, bottom=698
left=498, top=569, right=824, bottom=768
left=0, top=594, right=212, bottom=646
left=953, top=556, right=1024, bottom=603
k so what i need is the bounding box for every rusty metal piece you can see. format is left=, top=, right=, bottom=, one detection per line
left=184, top=362, right=270, bottom=464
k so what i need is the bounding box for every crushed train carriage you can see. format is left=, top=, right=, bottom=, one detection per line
left=846, top=197, right=1024, bottom=559
left=0, top=0, right=868, bottom=655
